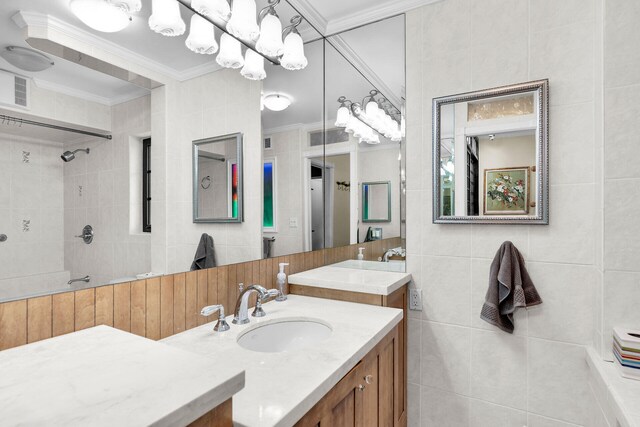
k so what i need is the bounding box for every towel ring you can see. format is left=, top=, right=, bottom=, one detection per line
left=201, top=176, right=211, bottom=189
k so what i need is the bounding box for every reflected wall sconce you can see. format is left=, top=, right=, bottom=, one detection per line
left=70, top=0, right=141, bottom=33
left=335, top=90, right=403, bottom=144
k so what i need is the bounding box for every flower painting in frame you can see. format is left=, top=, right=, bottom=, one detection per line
left=484, top=167, right=529, bottom=215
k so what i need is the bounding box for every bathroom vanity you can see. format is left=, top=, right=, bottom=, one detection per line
left=162, top=295, right=403, bottom=426
left=289, top=264, right=412, bottom=426
left=0, top=326, right=244, bottom=426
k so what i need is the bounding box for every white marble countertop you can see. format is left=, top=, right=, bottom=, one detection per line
left=162, top=295, right=403, bottom=427
left=288, top=264, right=412, bottom=296
left=0, top=326, right=245, bottom=427
left=586, top=347, right=640, bottom=427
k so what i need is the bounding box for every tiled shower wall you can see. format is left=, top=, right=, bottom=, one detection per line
left=63, top=95, right=152, bottom=286
left=405, top=1, right=603, bottom=426
left=0, top=133, right=66, bottom=298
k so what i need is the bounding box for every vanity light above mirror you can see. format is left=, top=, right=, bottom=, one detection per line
left=432, top=79, right=549, bottom=225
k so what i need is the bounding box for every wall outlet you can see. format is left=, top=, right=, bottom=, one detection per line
left=409, top=289, right=422, bottom=311
left=289, top=218, right=298, bottom=228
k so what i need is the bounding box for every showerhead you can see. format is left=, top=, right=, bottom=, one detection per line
left=61, top=148, right=90, bottom=162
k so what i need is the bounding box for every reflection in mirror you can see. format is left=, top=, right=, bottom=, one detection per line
left=433, top=80, right=549, bottom=224
left=193, top=133, right=243, bottom=223
left=323, top=14, right=406, bottom=271
left=363, top=181, right=391, bottom=222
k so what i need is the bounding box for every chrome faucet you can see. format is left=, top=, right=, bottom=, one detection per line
left=68, top=275, right=90, bottom=285
left=382, top=247, right=406, bottom=262
left=233, top=284, right=279, bottom=325
left=200, top=304, right=230, bottom=332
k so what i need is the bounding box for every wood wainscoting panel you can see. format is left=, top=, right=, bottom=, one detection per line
left=185, top=272, right=198, bottom=330
left=95, top=285, right=114, bottom=327
left=113, top=282, right=131, bottom=332
left=197, top=270, right=208, bottom=327
left=160, top=276, right=174, bottom=339
left=0, top=300, right=27, bottom=350
left=146, top=278, right=161, bottom=340
left=130, top=280, right=146, bottom=337
left=74, top=288, right=95, bottom=331
left=173, top=273, right=186, bottom=334
left=52, top=292, right=75, bottom=337
left=27, top=296, right=52, bottom=344
left=217, top=266, right=229, bottom=316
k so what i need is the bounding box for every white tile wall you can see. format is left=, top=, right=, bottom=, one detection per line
left=152, top=69, right=262, bottom=274
left=0, top=133, right=66, bottom=299
left=599, top=0, right=640, bottom=363
left=63, top=95, right=152, bottom=286
left=405, top=0, right=603, bottom=425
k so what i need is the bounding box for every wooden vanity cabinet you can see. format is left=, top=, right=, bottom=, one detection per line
left=290, top=284, right=408, bottom=427
left=295, top=321, right=403, bottom=427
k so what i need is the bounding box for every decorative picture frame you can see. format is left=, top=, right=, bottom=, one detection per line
left=483, top=167, right=530, bottom=215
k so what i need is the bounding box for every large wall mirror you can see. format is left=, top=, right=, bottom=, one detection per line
left=433, top=80, right=549, bottom=224
left=193, top=133, right=243, bottom=223
left=0, top=1, right=406, bottom=303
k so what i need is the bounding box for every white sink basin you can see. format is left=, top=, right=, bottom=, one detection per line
left=237, top=318, right=332, bottom=353
left=332, top=259, right=406, bottom=273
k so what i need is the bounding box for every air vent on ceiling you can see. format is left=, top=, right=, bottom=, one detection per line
left=309, top=127, right=350, bottom=146
left=0, top=70, right=30, bottom=110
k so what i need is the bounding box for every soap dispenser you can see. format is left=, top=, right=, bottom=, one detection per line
left=357, top=247, right=365, bottom=260
left=276, top=263, right=289, bottom=301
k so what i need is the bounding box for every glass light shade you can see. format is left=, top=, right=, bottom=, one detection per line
left=352, top=120, right=366, bottom=139
left=365, top=100, right=379, bottom=121
left=280, top=32, right=308, bottom=71
left=367, top=133, right=381, bottom=144
left=216, top=33, right=244, bottom=68
left=335, top=106, right=350, bottom=127
left=226, top=0, right=259, bottom=41
left=191, top=0, right=230, bottom=20
left=241, top=49, right=266, bottom=80
left=345, top=116, right=358, bottom=134
left=263, top=94, right=291, bottom=111
left=256, top=13, right=284, bottom=57
left=149, top=0, right=185, bottom=36
left=186, top=15, right=218, bottom=54
left=70, top=0, right=137, bottom=32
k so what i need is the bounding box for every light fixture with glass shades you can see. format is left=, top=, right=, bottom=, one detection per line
left=335, top=91, right=403, bottom=144
left=69, top=0, right=141, bottom=32
left=167, top=0, right=308, bottom=81
left=262, top=93, right=292, bottom=111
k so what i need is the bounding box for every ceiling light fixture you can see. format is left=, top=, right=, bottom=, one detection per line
left=162, top=0, right=309, bottom=81
left=262, top=94, right=291, bottom=111
left=0, top=46, right=54, bottom=72
left=149, top=0, right=186, bottom=36
left=69, top=0, right=140, bottom=33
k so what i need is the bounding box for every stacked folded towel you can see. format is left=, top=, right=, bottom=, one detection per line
left=613, top=327, right=640, bottom=380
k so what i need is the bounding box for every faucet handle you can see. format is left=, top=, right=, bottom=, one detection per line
left=200, top=304, right=230, bottom=332
left=251, top=289, right=280, bottom=318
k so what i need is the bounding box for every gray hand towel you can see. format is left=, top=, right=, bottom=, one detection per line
left=480, top=241, right=542, bottom=333
left=190, top=233, right=217, bottom=271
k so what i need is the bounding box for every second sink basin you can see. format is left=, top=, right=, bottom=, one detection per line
left=237, top=318, right=332, bottom=353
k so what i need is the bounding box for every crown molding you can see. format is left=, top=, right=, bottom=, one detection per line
left=286, top=0, right=328, bottom=35
left=324, top=0, right=443, bottom=36
left=12, top=11, right=221, bottom=84
left=328, top=35, right=402, bottom=109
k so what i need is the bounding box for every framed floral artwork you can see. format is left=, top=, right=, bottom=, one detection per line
left=484, top=167, right=530, bottom=215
